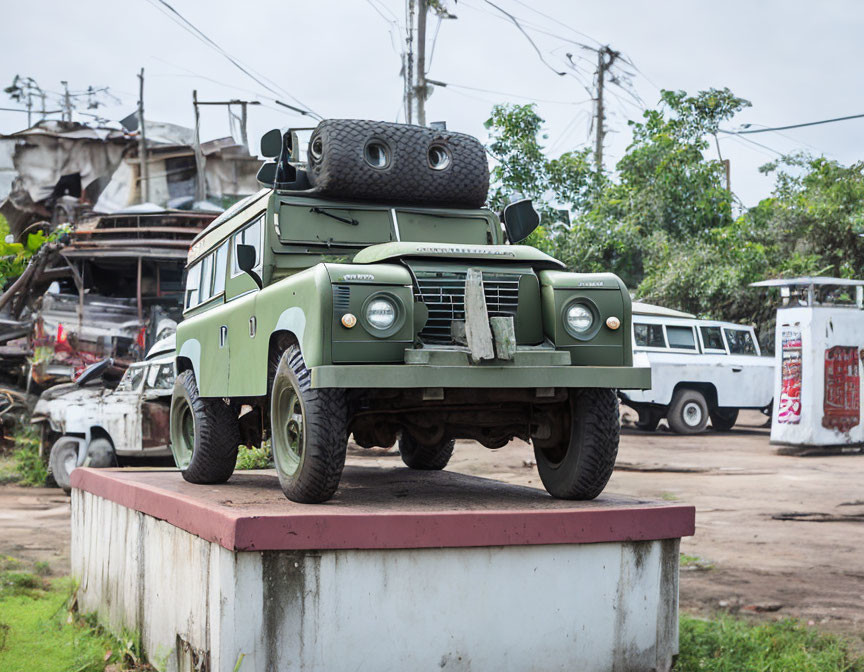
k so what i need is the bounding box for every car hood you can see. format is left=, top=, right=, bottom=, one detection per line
left=352, top=242, right=564, bottom=269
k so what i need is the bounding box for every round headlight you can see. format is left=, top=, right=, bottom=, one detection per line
left=565, top=303, right=594, bottom=334
left=365, top=298, right=397, bottom=330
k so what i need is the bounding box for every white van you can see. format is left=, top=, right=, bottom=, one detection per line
left=620, top=304, right=774, bottom=433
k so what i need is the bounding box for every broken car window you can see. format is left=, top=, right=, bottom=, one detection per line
left=725, top=328, right=757, bottom=355
left=666, top=326, right=697, bottom=350
left=700, top=326, right=725, bottom=351
left=634, top=323, right=665, bottom=348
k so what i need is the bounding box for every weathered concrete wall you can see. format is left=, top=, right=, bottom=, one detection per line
left=72, top=490, right=681, bottom=672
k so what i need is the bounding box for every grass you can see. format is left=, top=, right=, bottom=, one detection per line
left=676, top=614, right=864, bottom=672
left=661, top=491, right=680, bottom=501
left=680, top=552, right=715, bottom=571
left=0, top=568, right=148, bottom=672
left=8, top=427, right=47, bottom=487
left=235, top=441, right=272, bottom=470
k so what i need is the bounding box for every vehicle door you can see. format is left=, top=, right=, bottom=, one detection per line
left=99, top=364, right=146, bottom=453
left=226, top=215, right=264, bottom=397
left=141, top=361, right=174, bottom=451
left=695, top=323, right=739, bottom=405
left=628, top=320, right=669, bottom=403
left=722, top=326, right=772, bottom=407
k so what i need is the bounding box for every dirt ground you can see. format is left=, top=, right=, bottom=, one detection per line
left=1, top=409, right=863, bottom=641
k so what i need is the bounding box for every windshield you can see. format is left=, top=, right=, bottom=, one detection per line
left=277, top=204, right=490, bottom=247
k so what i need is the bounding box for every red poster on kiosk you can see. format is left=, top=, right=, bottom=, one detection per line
left=822, top=346, right=860, bottom=432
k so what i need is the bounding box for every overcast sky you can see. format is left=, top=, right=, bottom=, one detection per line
left=3, top=0, right=863, bottom=206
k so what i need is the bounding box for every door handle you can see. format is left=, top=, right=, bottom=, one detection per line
left=249, top=316, right=257, bottom=338
left=219, top=325, right=228, bottom=348
left=732, top=367, right=742, bottom=372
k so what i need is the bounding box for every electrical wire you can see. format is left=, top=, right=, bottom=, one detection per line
left=480, top=0, right=567, bottom=76
left=427, top=80, right=593, bottom=105
left=729, top=112, right=864, bottom=135
left=142, top=0, right=322, bottom=120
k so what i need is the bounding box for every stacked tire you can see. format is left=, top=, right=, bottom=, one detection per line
left=305, top=119, right=489, bottom=208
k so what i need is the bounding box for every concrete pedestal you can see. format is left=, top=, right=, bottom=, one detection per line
left=70, top=467, right=694, bottom=672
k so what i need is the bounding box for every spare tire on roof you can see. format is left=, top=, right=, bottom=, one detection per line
left=305, top=119, right=489, bottom=208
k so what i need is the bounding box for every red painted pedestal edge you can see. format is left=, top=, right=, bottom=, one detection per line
left=71, top=468, right=695, bottom=552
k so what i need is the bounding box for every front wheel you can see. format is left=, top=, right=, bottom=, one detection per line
left=667, top=389, right=709, bottom=434
left=710, top=407, right=739, bottom=431
left=169, top=370, right=240, bottom=484
left=49, top=438, right=79, bottom=494
left=270, top=345, right=348, bottom=503
left=533, top=389, right=620, bottom=500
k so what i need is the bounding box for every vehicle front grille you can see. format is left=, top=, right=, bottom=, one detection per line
left=414, top=270, right=520, bottom=343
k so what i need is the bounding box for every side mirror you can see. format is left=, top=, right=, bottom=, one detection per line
left=75, top=358, right=111, bottom=386
left=236, top=244, right=262, bottom=289
left=257, top=161, right=277, bottom=187
left=260, top=129, right=282, bottom=158
left=502, top=199, right=540, bottom=244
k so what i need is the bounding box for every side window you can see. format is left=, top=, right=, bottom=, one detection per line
left=212, top=242, right=228, bottom=296
left=725, top=328, right=757, bottom=355
left=232, top=216, right=263, bottom=276
left=184, top=262, right=201, bottom=310
left=198, top=253, right=214, bottom=304
left=634, top=323, right=666, bottom=348
left=700, top=326, right=725, bottom=352
left=666, top=325, right=697, bottom=350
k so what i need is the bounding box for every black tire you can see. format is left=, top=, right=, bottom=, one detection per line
left=667, top=389, right=709, bottom=434
left=635, top=407, right=662, bottom=432
left=169, top=370, right=240, bottom=484
left=533, top=389, right=620, bottom=500
left=270, top=345, right=349, bottom=503
left=305, top=119, right=489, bottom=207
left=710, top=407, right=739, bottom=431
left=48, top=438, right=79, bottom=494
left=398, top=432, right=455, bottom=470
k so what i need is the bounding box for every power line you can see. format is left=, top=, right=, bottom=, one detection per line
left=142, top=0, right=322, bottom=120
left=729, top=112, right=864, bottom=135
left=481, top=0, right=567, bottom=77
left=426, top=79, right=592, bottom=105
left=718, top=130, right=784, bottom=156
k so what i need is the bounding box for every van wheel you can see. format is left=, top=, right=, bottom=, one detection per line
left=710, top=408, right=739, bottom=431
left=533, top=389, right=619, bottom=500
left=398, top=433, right=455, bottom=470
left=668, top=389, right=709, bottom=434
left=170, top=370, right=240, bottom=484
left=270, top=345, right=348, bottom=503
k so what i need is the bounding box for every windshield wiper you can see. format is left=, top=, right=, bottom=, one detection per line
left=310, top=207, right=358, bottom=226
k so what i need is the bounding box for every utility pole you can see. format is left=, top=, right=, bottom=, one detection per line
left=137, top=69, right=151, bottom=203
left=405, top=0, right=416, bottom=124
left=593, top=45, right=619, bottom=171
left=60, top=81, right=73, bottom=122
left=414, top=0, right=428, bottom=126
left=192, top=90, right=206, bottom=203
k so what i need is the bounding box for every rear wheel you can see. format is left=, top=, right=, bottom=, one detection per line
left=710, top=407, right=739, bottom=431
left=270, top=345, right=348, bottom=503
left=635, top=406, right=662, bottom=432
left=398, top=433, right=455, bottom=470
left=667, top=389, right=709, bottom=434
left=169, top=370, right=240, bottom=484
left=533, top=389, right=619, bottom=500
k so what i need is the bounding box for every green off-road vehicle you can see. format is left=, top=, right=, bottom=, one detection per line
left=170, top=119, right=650, bottom=503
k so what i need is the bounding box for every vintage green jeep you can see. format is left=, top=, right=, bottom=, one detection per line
left=170, top=120, right=650, bottom=503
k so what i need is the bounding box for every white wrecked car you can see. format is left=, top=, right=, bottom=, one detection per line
left=32, top=336, right=176, bottom=492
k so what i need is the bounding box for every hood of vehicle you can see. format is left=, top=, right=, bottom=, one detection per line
left=352, top=242, right=564, bottom=269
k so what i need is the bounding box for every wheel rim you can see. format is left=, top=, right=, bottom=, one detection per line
left=536, top=398, right=575, bottom=468
left=682, top=401, right=703, bottom=427
left=62, top=449, right=77, bottom=476
left=272, top=377, right=304, bottom=478
left=171, top=398, right=195, bottom=468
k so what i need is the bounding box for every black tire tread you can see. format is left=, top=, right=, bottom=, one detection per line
left=710, top=407, right=739, bottom=432
left=173, top=370, right=240, bottom=484
left=272, top=346, right=349, bottom=503
left=535, top=388, right=620, bottom=500
left=398, top=433, right=455, bottom=470
left=306, top=119, right=489, bottom=207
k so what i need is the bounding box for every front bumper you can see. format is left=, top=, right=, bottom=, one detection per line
left=311, top=346, right=650, bottom=389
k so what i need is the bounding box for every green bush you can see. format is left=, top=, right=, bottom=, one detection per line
left=235, top=442, right=272, bottom=470
left=11, top=427, right=46, bottom=487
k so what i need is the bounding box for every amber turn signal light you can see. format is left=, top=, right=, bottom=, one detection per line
left=606, top=316, right=621, bottom=330
left=341, top=313, right=357, bottom=328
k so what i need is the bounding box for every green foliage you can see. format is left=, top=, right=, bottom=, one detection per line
left=11, top=427, right=47, bottom=487
left=676, top=615, right=864, bottom=672
left=235, top=442, right=272, bottom=470
left=679, top=553, right=714, bottom=570
left=0, top=214, right=52, bottom=289
left=486, top=89, right=864, bottom=335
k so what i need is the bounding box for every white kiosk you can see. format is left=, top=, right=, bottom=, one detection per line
left=751, top=277, right=864, bottom=448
